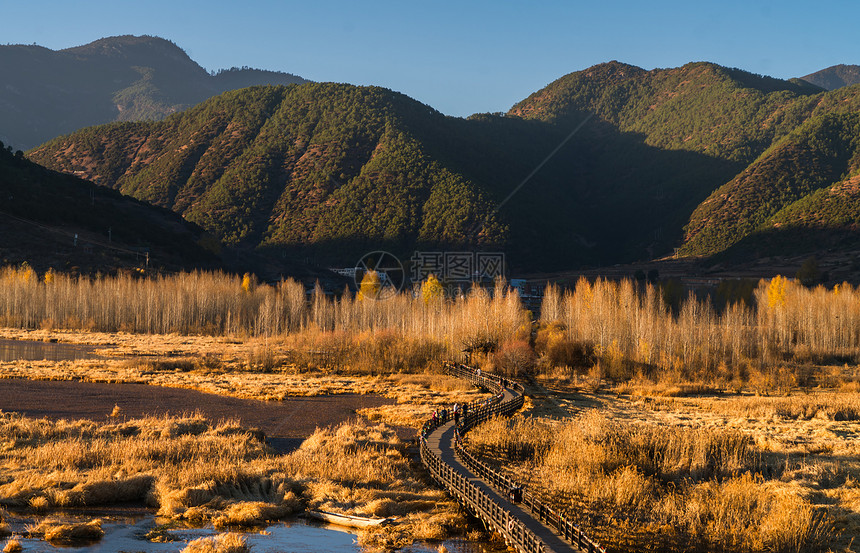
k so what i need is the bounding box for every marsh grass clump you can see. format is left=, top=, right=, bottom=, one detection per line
left=29, top=518, right=104, bottom=544
left=181, top=532, right=250, bottom=553
left=2, top=539, right=22, bottom=553
left=212, top=500, right=300, bottom=529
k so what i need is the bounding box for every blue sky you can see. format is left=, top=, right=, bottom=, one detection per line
left=3, top=1, right=858, bottom=117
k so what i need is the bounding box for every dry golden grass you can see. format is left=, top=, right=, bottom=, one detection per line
left=29, top=518, right=104, bottom=543
left=2, top=539, right=21, bottom=553
left=472, top=410, right=834, bottom=552
left=614, top=381, right=720, bottom=397
left=693, top=392, right=860, bottom=423
left=484, top=378, right=860, bottom=553
left=0, top=412, right=465, bottom=549
left=0, top=337, right=490, bottom=428
left=181, top=532, right=250, bottom=553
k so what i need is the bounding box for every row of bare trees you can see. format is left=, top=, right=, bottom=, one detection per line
left=0, top=266, right=526, bottom=358
left=4, top=263, right=860, bottom=376
left=541, top=276, right=860, bottom=380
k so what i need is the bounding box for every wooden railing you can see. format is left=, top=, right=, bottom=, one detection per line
left=419, top=362, right=605, bottom=553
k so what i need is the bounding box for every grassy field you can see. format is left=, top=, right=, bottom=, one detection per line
left=0, top=327, right=495, bottom=551
left=7, top=267, right=860, bottom=552
left=465, top=376, right=860, bottom=553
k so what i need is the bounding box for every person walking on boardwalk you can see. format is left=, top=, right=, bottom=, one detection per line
left=453, top=403, right=460, bottom=427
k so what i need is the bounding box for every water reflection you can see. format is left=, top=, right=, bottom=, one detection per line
left=1, top=511, right=501, bottom=552
left=0, top=339, right=103, bottom=362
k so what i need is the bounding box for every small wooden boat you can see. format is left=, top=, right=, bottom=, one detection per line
left=302, top=510, right=393, bottom=529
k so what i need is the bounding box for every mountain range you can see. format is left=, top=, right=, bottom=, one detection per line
left=801, top=64, right=860, bottom=91
left=0, top=35, right=306, bottom=150
left=8, top=37, right=860, bottom=276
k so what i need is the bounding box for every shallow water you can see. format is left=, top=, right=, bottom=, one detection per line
left=1, top=511, right=500, bottom=552
left=0, top=339, right=103, bottom=362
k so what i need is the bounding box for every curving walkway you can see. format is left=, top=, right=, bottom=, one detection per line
left=420, top=364, right=603, bottom=553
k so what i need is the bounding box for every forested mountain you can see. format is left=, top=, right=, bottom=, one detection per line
left=681, top=112, right=860, bottom=257
left=26, top=79, right=744, bottom=270
left=0, top=35, right=306, bottom=150
left=509, top=61, right=831, bottom=164
left=510, top=61, right=860, bottom=262
left=0, top=140, right=220, bottom=274
left=25, top=62, right=860, bottom=272
left=26, top=84, right=511, bottom=264
left=801, top=64, right=860, bottom=91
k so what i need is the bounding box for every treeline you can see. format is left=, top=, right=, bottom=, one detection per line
left=4, top=264, right=860, bottom=384
left=540, top=276, right=860, bottom=385
left=0, top=266, right=525, bottom=361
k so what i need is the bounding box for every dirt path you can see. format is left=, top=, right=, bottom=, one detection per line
left=0, top=378, right=403, bottom=452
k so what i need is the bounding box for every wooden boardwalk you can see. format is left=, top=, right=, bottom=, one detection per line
left=420, top=366, right=603, bottom=553
left=425, top=397, right=576, bottom=552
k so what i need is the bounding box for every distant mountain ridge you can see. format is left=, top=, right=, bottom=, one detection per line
left=801, top=64, right=860, bottom=91
left=0, top=35, right=307, bottom=150
left=25, top=61, right=860, bottom=273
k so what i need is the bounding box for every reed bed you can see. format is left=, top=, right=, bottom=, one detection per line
left=689, top=392, right=860, bottom=422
